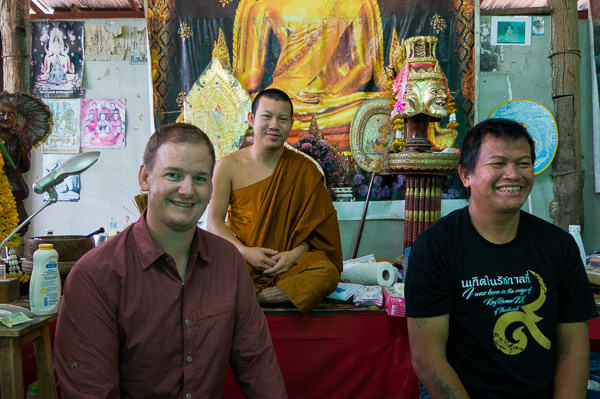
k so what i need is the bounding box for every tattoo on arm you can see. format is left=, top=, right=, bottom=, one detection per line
left=413, top=318, right=428, bottom=328
left=433, top=370, right=458, bottom=399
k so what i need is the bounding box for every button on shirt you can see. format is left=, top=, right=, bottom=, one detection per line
left=54, top=210, right=286, bottom=399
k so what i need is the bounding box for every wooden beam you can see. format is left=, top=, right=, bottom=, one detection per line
left=29, top=8, right=144, bottom=19
left=0, top=0, right=28, bottom=92
left=548, top=0, right=584, bottom=230
left=592, top=0, right=600, bottom=20
left=28, top=1, right=45, bottom=16
left=480, top=6, right=553, bottom=15
left=127, top=0, right=140, bottom=13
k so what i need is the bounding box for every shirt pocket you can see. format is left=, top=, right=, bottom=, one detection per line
left=195, top=302, right=236, bottom=349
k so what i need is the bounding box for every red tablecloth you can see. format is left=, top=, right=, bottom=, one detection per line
left=16, top=311, right=600, bottom=399
left=224, top=311, right=420, bottom=399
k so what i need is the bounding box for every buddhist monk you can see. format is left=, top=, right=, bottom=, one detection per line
left=208, top=88, right=343, bottom=313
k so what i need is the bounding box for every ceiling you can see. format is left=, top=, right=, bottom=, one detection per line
left=30, top=0, right=144, bottom=19
left=481, top=0, right=589, bottom=9
left=28, top=0, right=591, bottom=20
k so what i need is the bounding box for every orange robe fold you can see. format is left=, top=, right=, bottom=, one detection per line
left=228, top=147, right=343, bottom=313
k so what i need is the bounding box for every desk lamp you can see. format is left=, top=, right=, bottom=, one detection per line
left=0, top=151, right=100, bottom=249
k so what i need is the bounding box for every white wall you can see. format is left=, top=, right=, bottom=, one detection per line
left=25, top=18, right=151, bottom=238
left=478, top=16, right=600, bottom=254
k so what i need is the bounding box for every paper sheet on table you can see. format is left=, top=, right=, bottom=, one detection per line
left=326, top=282, right=364, bottom=301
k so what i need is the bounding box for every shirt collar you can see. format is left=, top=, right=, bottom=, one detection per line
left=133, top=209, right=211, bottom=270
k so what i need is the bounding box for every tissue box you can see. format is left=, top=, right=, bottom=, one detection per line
left=383, top=286, right=405, bottom=317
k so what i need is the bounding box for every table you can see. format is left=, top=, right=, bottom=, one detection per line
left=0, top=314, right=58, bottom=399
left=15, top=309, right=600, bottom=399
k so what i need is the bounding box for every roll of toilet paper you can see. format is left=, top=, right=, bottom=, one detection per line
left=340, top=261, right=397, bottom=286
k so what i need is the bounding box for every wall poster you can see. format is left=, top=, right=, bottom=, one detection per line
left=148, top=0, right=475, bottom=202
left=43, top=99, right=81, bottom=153
left=80, top=98, right=126, bottom=149
left=42, top=154, right=81, bottom=202
left=30, top=21, right=85, bottom=98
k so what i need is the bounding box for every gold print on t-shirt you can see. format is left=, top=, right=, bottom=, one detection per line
left=492, top=270, right=551, bottom=355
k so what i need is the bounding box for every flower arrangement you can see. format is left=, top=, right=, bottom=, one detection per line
left=441, top=175, right=464, bottom=199
left=0, top=152, right=20, bottom=249
left=292, top=116, right=350, bottom=196
left=0, top=151, right=28, bottom=282
left=348, top=158, right=406, bottom=201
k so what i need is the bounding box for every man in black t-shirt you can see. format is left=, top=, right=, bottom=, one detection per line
left=405, top=118, right=598, bottom=398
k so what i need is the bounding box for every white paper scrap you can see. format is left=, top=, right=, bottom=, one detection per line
left=326, top=282, right=364, bottom=301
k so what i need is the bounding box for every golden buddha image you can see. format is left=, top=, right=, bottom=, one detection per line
left=233, top=0, right=387, bottom=135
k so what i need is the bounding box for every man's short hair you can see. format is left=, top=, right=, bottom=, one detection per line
left=143, top=123, right=216, bottom=172
left=459, top=118, right=536, bottom=175
left=251, top=88, right=294, bottom=117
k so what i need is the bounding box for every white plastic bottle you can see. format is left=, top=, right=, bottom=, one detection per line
left=568, top=225, right=588, bottom=268
left=30, top=243, right=61, bottom=315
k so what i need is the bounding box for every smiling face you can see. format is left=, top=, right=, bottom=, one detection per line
left=399, top=79, right=448, bottom=119
left=459, top=135, right=534, bottom=216
left=423, top=82, right=448, bottom=118
left=139, top=141, right=213, bottom=235
left=248, top=97, right=293, bottom=151
left=400, top=82, right=422, bottom=117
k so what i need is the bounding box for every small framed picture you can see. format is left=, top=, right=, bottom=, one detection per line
left=491, top=16, right=532, bottom=46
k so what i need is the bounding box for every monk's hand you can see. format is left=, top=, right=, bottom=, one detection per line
left=263, top=251, right=297, bottom=277
left=243, top=247, right=278, bottom=272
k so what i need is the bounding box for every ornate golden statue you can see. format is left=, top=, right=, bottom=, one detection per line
left=390, top=36, right=458, bottom=151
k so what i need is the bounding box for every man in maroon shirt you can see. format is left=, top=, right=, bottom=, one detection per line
left=54, top=123, right=287, bottom=398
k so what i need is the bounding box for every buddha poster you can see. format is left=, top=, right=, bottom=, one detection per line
left=148, top=0, right=474, bottom=200
left=42, top=99, right=81, bottom=154
left=30, top=21, right=85, bottom=99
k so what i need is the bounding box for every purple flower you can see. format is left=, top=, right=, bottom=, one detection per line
left=381, top=186, right=391, bottom=198
left=325, top=153, right=335, bottom=162
left=301, top=143, right=312, bottom=151
left=318, top=139, right=328, bottom=148
left=353, top=174, right=364, bottom=185
left=397, top=175, right=405, bottom=186
left=374, top=176, right=383, bottom=186
left=358, top=184, right=369, bottom=196
left=392, top=182, right=399, bottom=190
left=313, top=149, right=321, bottom=157
left=444, top=188, right=460, bottom=199
left=372, top=187, right=382, bottom=200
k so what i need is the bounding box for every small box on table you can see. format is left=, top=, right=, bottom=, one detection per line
left=0, top=278, right=20, bottom=303
left=383, top=286, right=405, bottom=317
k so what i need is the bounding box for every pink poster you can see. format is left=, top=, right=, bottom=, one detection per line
left=80, top=98, right=126, bottom=149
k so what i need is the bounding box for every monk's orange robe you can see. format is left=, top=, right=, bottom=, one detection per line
left=227, top=147, right=343, bottom=313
